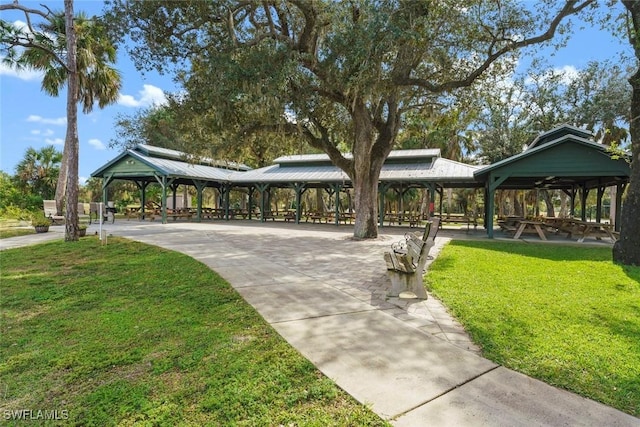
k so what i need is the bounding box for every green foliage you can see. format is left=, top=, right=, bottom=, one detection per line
left=1, top=8, right=122, bottom=114
left=0, top=238, right=387, bottom=425
left=428, top=240, right=640, bottom=416
left=13, top=145, right=61, bottom=200
left=0, top=170, right=44, bottom=214
left=30, top=211, right=51, bottom=227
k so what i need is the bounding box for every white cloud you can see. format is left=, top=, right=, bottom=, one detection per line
left=0, top=21, right=45, bottom=81
left=79, top=176, right=88, bottom=185
left=118, top=84, right=167, bottom=108
left=30, top=129, right=55, bottom=136
left=88, top=138, right=106, bottom=150
left=524, top=65, right=579, bottom=87
left=556, top=65, right=579, bottom=85
left=27, top=115, right=66, bottom=126
left=45, top=137, right=64, bottom=146
left=0, top=62, right=43, bottom=81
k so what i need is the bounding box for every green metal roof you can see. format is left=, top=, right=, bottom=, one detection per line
left=474, top=131, right=630, bottom=190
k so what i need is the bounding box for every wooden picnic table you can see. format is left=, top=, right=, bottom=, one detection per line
left=571, top=220, right=618, bottom=243
left=545, top=218, right=618, bottom=243
left=513, top=220, right=547, bottom=240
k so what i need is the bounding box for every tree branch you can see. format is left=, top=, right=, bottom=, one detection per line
left=395, top=0, right=596, bottom=93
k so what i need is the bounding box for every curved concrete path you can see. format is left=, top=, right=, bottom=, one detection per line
left=2, top=221, right=637, bottom=426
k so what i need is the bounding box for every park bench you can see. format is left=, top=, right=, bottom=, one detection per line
left=383, top=219, right=438, bottom=299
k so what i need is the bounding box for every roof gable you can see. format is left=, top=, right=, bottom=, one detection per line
left=528, top=124, right=593, bottom=150
left=273, top=149, right=441, bottom=168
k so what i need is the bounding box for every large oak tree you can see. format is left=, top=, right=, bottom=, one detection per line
left=615, top=1, right=640, bottom=265
left=107, top=0, right=594, bottom=238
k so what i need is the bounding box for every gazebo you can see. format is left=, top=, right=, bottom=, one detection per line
left=474, top=125, right=630, bottom=237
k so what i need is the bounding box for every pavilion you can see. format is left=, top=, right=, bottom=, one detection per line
left=91, top=124, right=630, bottom=236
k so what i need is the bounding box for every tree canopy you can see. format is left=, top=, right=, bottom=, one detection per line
left=105, top=0, right=597, bottom=238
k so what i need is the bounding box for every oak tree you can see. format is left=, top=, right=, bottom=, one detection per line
left=106, top=0, right=595, bottom=238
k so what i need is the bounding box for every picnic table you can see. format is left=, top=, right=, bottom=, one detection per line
left=512, top=220, right=547, bottom=240
left=543, top=217, right=619, bottom=242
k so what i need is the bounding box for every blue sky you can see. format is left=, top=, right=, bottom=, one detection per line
left=0, top=1, right=633, bottom=184
left=0, top=0, right=176, bottom=184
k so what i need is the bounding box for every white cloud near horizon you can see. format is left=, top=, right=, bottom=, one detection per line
left=27, top=115, right=66, bottom=126
left=0, top=62, right=43, bottom=81
left=118, top=84, right=167, bottom=108
left=45, top=137, right=64, bottom=146
left=0, top=20, right=45, bottom=81
left=524, top=65, right=580, bottom=86
left=30, top=129, right=55, bottom=137
left=88, top=138, right=106, bottom=150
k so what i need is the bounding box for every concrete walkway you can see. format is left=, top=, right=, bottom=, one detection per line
left=2, top=221, right=637, bottom=426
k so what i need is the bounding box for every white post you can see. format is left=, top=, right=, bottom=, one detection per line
left=98, top=202, right=103, bottom=240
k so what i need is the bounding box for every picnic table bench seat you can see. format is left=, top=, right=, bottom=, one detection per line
left=166, top=209, right=193, bottom=221
left=438, top=214, right=477, bottom=230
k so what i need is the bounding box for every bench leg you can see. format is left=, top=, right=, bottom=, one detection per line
left=386, top=270, right=428, bottom=299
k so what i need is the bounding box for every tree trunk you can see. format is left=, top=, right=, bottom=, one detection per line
left=64, top=0, right=79, bottom=241
left=349, top=101, right=392, bottom=239
left=352, top=161, right=382, bottom=239
left=54, top=154, right=68, bottom=215
left=612, top=1, right=640, bottom=265
left=613, top=58, right=640, bottom=263
left=540, top=189, right=555, bottom=217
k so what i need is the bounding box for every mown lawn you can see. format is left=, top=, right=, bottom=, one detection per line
left=0, top=227, right=35, bottom=239
left=427, top=240, right=640, bottom=417
left=0, top=237, right=387, bottom=426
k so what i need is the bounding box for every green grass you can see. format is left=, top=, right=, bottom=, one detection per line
left=427, top=240, right=640, bottom=417
left=0, top=237, right=387, bottom=426
left=0, top=227, right=35, bottom=239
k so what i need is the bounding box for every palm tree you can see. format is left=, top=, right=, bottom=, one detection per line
left=1, top=1, right=121, bottom=240
left=14, top=145, right=62, bottom=199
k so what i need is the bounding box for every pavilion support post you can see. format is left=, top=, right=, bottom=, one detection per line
left=378, top=183, right=392, bottom=226
left=290, top=182, right=307, bottom=224
left=160, top=176, right=168, bottom=223
left=328, top=183, right=342, bottom=226
left=565, top=187, right=578, bottom=218
left=596, top=184, right=605, bottom=223
left=100, top=174, right=116, bottom=209
left=193, top=180, right=207, bottom=222
left=436, top=186, right=444, bottom=218
left=486, top=173, right=510, bottom=238
left=580, top=184, right=589, bottom=221
left=427, top=184, right=436, bottom=218
left=256, top=184, right=269, bottom=222
left=170, top=183, right=180, bottom=211
left=248, top=186, right=256, bottom=219
left=151, top=175, right=173, bottom=223
left=221, top=184, right=231, bottom=220
left=615, top=182, right=626, bottom=232
left=139, top=181, right=150, bottom=219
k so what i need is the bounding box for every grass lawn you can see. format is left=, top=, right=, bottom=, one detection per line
left=0, top=237, right=387, bottom=426
left=0, top=227, right=35, bottom=239
left=427, top=240, right=640, bottom=417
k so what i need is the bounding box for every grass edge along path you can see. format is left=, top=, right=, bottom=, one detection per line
left=426, top=240, right=640, bottom=417
left=0, top=237, right=388, bottom=426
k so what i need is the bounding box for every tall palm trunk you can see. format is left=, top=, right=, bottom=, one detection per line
left=63, top=0, right=79, bottom=241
